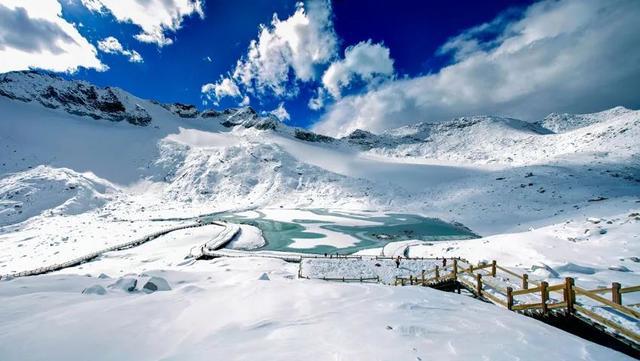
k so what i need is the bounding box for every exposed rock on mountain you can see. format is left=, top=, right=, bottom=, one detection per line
left=158, top=102, right=199, bottom=118
left=214, top=107, right=282, bottom=130
left=0, top=71, right=152, bottom=126
left=294, top=129, right=335, bottom=143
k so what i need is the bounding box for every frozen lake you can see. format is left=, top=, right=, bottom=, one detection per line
left=203, top=209, right=478, bottom=254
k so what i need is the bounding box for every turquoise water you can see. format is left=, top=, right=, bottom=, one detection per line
left=202, top=209, right=478, bottom=254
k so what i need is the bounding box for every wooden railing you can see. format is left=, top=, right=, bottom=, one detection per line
left=395, top=258, right=640, bottom=345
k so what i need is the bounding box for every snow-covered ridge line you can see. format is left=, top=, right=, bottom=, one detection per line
left=0, top=71, right=152, bottom=126
left=1, top=221, right=207, bottom=279
left=0, top=70, right=287, bottom=129
left=538, top=106, right=634, bottom=133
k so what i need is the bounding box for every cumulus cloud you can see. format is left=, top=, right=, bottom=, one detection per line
left=204, top=0, right=338, bottom=102
left=313, top=0, right=640, bottom=137
left=97, top=36, right=143, bottom=63
left=81, top=0, right=204, bottom=47
left=268, top=102, right=291, bottom=121
left=0, top=0, right=105, bottom=73
left=322, top=40, right=394, bottom=98
left=201, top=77, right=242, bottom=105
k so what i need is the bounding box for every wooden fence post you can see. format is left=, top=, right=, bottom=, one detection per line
left=491, top=260, right=497, bottom=277
left=507, top=287, right=513, bottom=310
left=421, top=270, right=425, bottom=285
left=476, top=274, right=483, bottom=296
left=564, top=277, right=575, bottom=314
left=453, top=259, right=458, bottom=280
left=435, top=266, right=440, bottom=281
left=442, top=258, right=446, bottom=267
left=522, top=274, right=529, bottom=289
left=612, top=282, right=622, bottom=305
left=541, top=281, right=549, bottom=316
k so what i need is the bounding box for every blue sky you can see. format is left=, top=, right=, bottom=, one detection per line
left=57, top=0, right=531, bottom=128
left=1, top=0, right=639, bottom=135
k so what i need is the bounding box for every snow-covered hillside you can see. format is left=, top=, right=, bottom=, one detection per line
left=0, top=71, right=638, bottom=359
left=539, top=106, right=635, bottom=133
left=360, top=111, right=640, bottom=165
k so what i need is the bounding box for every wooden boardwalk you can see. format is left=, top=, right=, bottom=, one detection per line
left=392, top=257, right=640, bottom=353
left=297, top=255, right=639, bottom=355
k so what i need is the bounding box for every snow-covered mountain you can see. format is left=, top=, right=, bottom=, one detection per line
left=1, top=70, right=638, bottom=231
left=0, top=71, right=152, bottom=126
left=355, top=111, right=639, bottom=165
left=1, top=71, right=639, bottom=359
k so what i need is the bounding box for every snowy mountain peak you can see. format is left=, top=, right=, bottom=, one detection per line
left=211, top=106, right=283, bottom=130
left=0, top=71, right=152, bottom=126
left=387, top=116, right=552, bottom=139
left=538, top=106, right=634, bottom=133
left=0, top=71, right=286, bottom=131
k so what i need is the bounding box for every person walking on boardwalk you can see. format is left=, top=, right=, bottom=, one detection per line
left=395, top=256, right=401, bottom=268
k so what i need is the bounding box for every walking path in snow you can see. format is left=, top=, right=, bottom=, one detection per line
left=1, top=221, right=239, bottom=279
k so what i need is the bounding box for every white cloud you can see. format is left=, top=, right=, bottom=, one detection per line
left=313, top=0, right=640, bottom=137
left=321, top=40, right=394, bottom=98
left=201, top=77, right=242, bottom=105
left=229, top=0, right=338, bottom=97
left=81, top=0, right=204, bottom=47
left=97, top=36, right=143, bottom=63
left=0, top=0, right=105, bottom=73
left=308, top=87, right=328, bottom=110
left=268, top=102, right=290, bottom=121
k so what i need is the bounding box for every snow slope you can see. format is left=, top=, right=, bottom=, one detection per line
left=0, top=71, right=639, bottom=359
left=0, top=259, right=632, bottom=361
left=0, top=165, right=115, bottom=226
left=539, top=106, right=635, bottom=133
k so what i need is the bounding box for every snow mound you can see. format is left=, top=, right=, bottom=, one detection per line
left=0, top=165, right=116, bottom=226
left=108, top=277, right=137, bottom=292
left=142, top=276, right=171, bottom=292
left=554, top=262, right=596, bottom=275
left=82, top=284, right=107, bottom=295
left=0, top=71, right=152, bottom=126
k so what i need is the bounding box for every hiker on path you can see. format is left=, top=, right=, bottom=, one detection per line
left=395, top=256, right=401, bottom=268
